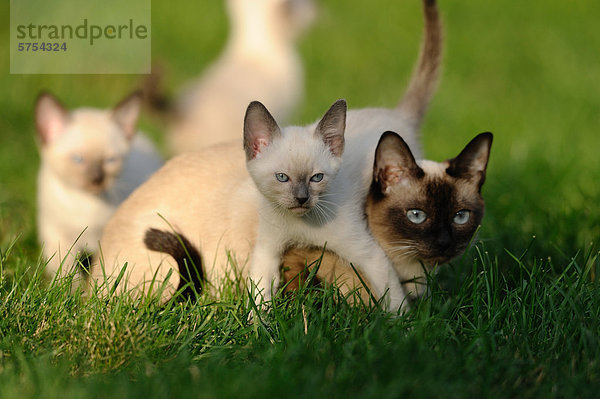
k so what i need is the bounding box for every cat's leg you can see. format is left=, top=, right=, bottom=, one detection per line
left=328, top=233, right=407, bottom=312
left=248, top=224, right=285, bottom=304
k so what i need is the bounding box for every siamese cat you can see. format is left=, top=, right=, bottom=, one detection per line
left=166, top=0, right=315, bottom=154
left=91, top=0, right=444, bottom=306
left=36, top=92, right=163, bottom=281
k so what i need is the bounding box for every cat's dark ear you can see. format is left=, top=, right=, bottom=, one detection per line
left=373, top=131, right=423, bottom=194
left=446, top=132, right=493, bottom=189
left=243, top=101, right=282, bottom=160
left=35, top=92, right=69, bottom=146
left=112, top=91, right=142, bottom=140
left=314, top=99, right=346, bottom=157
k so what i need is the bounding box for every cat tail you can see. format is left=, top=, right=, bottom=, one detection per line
left=140, top=64, right=173, bottom=116
left=143, top=228, right=204, bottom=298
left=397, top=0, right=443, bottom=128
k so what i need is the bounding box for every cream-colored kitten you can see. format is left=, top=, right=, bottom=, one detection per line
left=91, top=0, right=442, bottom=304
left=167, top=0, right=315, bottom=154
left=36, top=92, right=163, bottom=280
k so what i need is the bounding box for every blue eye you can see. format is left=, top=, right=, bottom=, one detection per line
left=71, top=154, right=84, bottom=164
left=406, top=209, right=427, bottom=224
left=275, top=173, right=289, bottom=182
left=453, top=210, right=471, bottom=225
left=310, top=173, right=324, bottom=182
left=105, top=156, right=118, bottom=164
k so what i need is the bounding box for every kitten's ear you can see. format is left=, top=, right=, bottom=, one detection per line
left=373, top=131, right=423, bottom=194
left=35, top=92, right=69, bottom=145
left=314, top=99, right=346, bottom=157
left=446, top=132, right=493, bottom=188
left=243, top=101, right=282, bottom=160
left=112, top=91, right=142, bottom=140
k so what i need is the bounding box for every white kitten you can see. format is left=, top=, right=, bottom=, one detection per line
left=244, top=100, right=407, bottom=311
left=36, top=92, right=163, bottom=280
left=167, top=0, right=315, bottom=154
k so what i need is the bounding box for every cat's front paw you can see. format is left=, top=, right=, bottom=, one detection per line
left=382, top=287, right=410, bottom=315
left=246, top=277, right=273, bottom=322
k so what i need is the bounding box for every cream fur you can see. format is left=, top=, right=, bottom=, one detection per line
left=93, top=143, right=258, bottom=297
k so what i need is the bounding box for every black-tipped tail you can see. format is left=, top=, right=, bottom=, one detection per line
left=144, top=228, right=204, bottom=298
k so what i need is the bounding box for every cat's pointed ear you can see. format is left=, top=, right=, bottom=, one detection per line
left=446, top=132, right=493, bottom=189
left=243, top=101, right=281, bottom=160
left=112, top=91, right=142, bottom=140
left=373, top=131, right=423, bottom=194
left=314, top=99, right=346, bottom=157
left=35, top=92, right=69, bottom=145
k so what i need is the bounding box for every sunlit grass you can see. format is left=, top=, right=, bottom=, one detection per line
left=1, top=0, right=599, bottom=397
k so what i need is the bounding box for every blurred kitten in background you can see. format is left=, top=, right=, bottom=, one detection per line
left=160, top=0, right=315, bottom=155
left=35, top=91, right=163, bottom=283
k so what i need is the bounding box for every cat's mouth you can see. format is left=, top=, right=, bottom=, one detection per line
left=288, top=206, right=311, bottom=215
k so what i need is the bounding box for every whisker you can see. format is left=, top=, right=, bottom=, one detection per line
left=314, top=203, right=329, bottom=225
left=390, top=250, right=419, bottom=261
left=387, top=246, right=413, bottom=253
left=386, top=239, right=418, bottom=245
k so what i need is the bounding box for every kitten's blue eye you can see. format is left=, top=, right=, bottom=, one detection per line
left=406, top=209, right=427, bottom=224
left=105, top=156, right=118, bottom=164
left=71, top=154, right=84, bottom=164
left=275, top=173, right=289, bottom=182
left=310, top=173, right=324, bottom=182
left=453, top=210, right=470, bottom=225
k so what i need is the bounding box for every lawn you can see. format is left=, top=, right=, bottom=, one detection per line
left=1, top=0, right=600, bottom=397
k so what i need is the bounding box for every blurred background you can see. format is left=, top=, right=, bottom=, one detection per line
left=1, top=0, right=599, bottom=278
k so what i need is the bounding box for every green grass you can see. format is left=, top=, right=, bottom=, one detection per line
left=1, top=0, right=600, bottom=397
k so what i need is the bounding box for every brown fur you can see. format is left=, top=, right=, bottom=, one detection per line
left=282, top=247, right=373, bottom=304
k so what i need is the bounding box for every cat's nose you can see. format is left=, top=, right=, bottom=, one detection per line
left=296, top=196, right=309, bottom=205
left=90, top=167, right=105, bottom=184
left=436, top=230, right=452, bottom=250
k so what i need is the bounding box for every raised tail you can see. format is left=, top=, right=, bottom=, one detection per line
left=143, top=228, right=204, bottom=298
left=397, top=0, right=443, bottom=128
